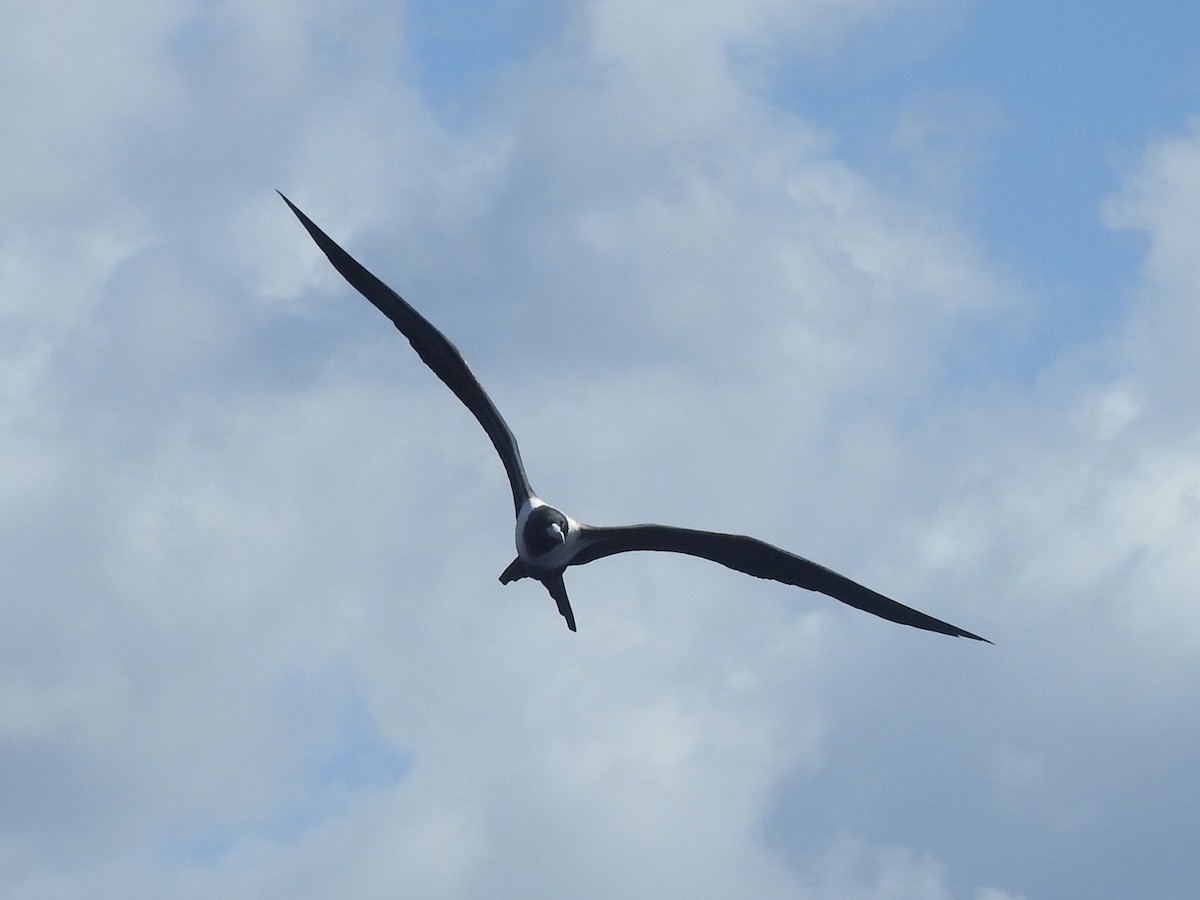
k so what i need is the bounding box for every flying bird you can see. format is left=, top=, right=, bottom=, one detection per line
left=280, top=193, right=988, bottom=642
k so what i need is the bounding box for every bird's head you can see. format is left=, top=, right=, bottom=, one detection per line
left=524, top=505, right=570, bottom=556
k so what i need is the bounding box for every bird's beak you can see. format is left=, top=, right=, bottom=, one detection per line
left=547, top=523, right=566, bottom=544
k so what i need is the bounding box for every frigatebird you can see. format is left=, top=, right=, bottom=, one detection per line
left=280, top=193, right=988, bottom=642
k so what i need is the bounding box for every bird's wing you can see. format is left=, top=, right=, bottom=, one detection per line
left=280, top=193, right=534, bottom=514
left=571, top=524, right=989, bottom=641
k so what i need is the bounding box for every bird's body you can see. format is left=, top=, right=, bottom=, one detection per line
left=515, top=498, right=579, bottom=570
left=280, top=193, right=988, bottom=642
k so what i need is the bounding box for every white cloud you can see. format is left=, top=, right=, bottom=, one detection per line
left=1103, top=117, right=1200, bottom=407
left=2, top=1, right=1199, bottom=898
left=975, top=890, right=1026, bottom=900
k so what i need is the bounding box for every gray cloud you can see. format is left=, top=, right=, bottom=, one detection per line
left=2, top=1, right=1198, bottom=897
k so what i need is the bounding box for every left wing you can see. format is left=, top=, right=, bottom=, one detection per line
left=571, top=523, right=989, bottom=641
left=280, top=193, right=535, bottom=514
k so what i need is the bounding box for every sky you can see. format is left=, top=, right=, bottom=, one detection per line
left=3, top=1, right=1200, bottom=897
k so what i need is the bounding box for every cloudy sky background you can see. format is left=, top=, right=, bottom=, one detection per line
left=4, top=0, right=1200, bottom=896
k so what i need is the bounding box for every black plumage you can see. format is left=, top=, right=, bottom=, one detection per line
left=281, top=193, right=988, bottom=643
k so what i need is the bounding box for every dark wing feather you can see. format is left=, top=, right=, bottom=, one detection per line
left=280, top=193, right=534, bottom=514
left=572, top=524, right=989, bottom=641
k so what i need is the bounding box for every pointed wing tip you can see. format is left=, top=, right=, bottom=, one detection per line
left=276, top=190, right=309, bottom=224
left=957, top=629, right=992, bottom=644
left=276, top=193, right=354, bottom=272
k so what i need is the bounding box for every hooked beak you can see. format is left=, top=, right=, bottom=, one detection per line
left=546, top=522, right=566, bottom=544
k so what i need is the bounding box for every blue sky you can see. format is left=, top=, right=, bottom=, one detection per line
left=3, top=1, right=1200, bottom=897
left=407, top=0, right=1200, bottom=378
